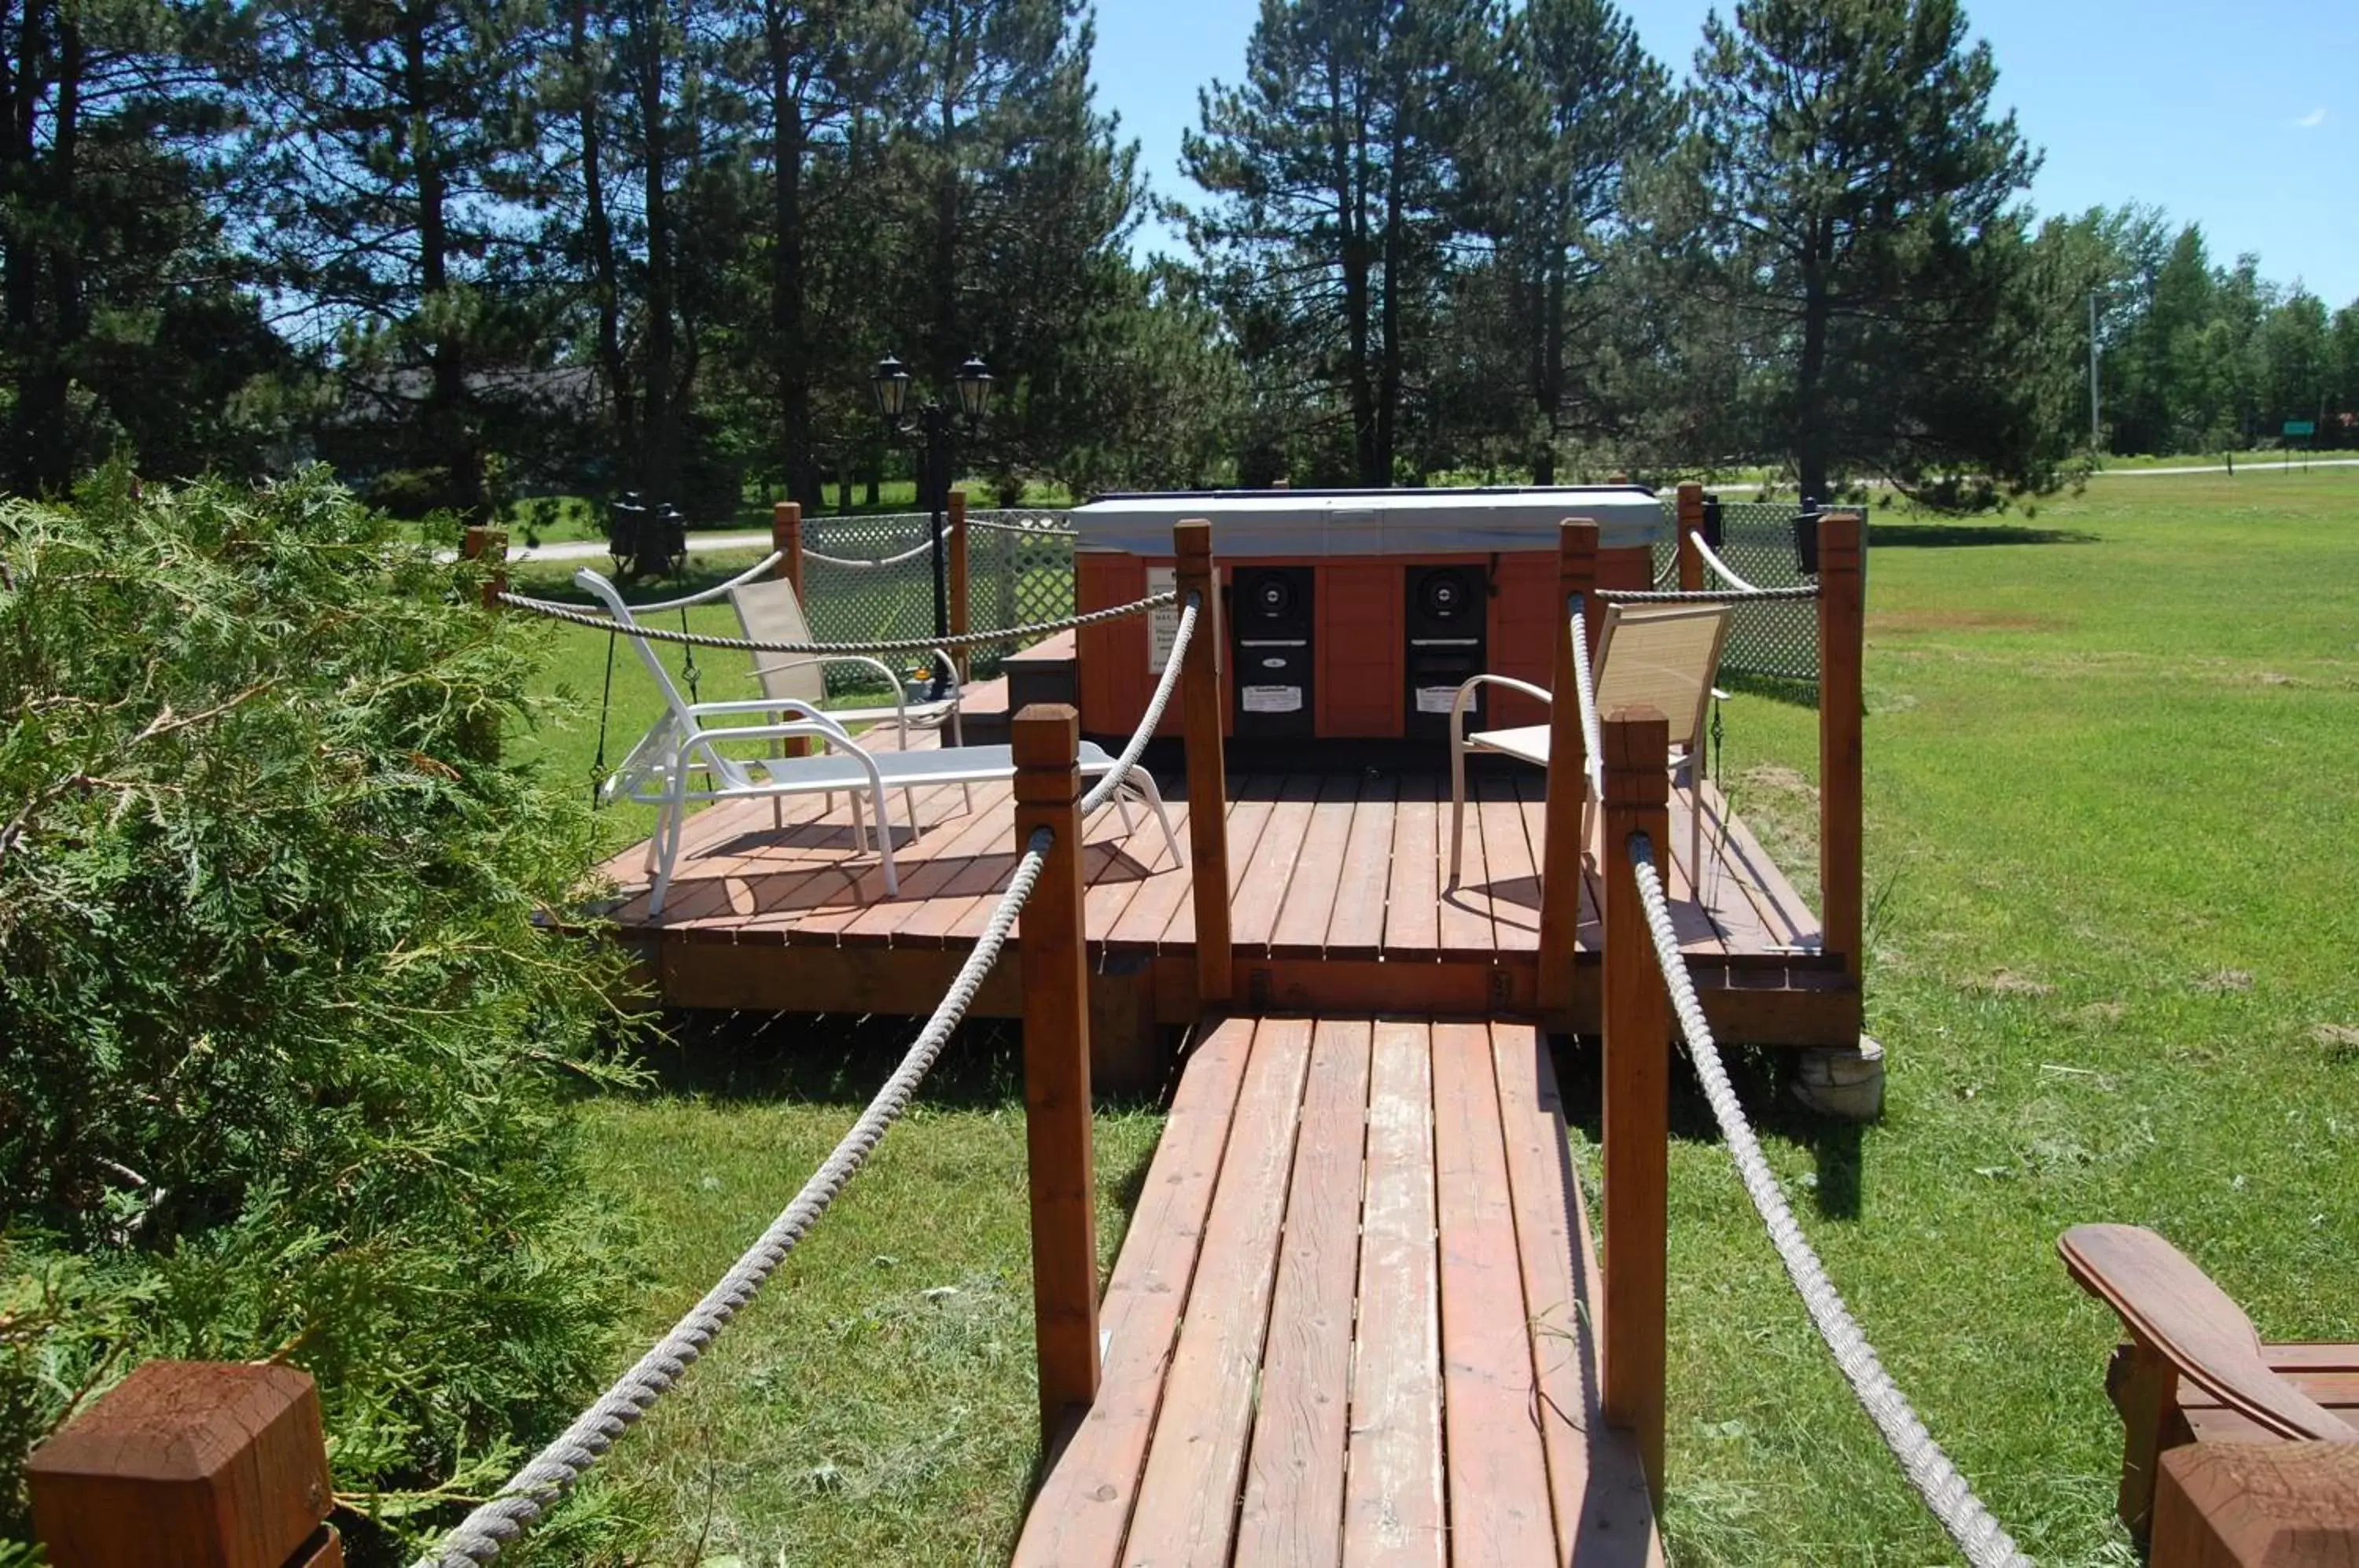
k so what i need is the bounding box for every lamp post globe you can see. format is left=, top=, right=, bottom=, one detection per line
left=955, top=355, right=993, bottom=424
left=870, top=352, right=912, bottom=421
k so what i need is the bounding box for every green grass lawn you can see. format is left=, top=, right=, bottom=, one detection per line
left=520, top=466, right=2358, bottom=1566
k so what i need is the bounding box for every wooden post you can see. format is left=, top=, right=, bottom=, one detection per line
left=29, top=1360, right=343, bottom=1568
left=2107, top=1342, right=2184, bottom=1546
left=462, top=525, right=506, bottom=613
left=771, top=499, right=802, bottom=592
left=948, top=489, right=971, bottom=680
left=2151, top=1442, right=2359, bottom=1567
left=1676, top=482, right=1705, bottom=594
left=1536, top=520, right=1599, bottom=1019
left=1174, top=520, right=1231, bottom=1007
left=1600, top=705, right=1672, bottom=1505
left=1014, top=704, right=1101, bottom=1442
left=1816, top=512, right=1865, bottom=986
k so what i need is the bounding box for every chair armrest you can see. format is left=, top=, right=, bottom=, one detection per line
left=2058, top=1224, right=2356, bottom=1441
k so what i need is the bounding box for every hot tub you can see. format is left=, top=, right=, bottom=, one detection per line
left=1068, top=487, right=1667, bottom=744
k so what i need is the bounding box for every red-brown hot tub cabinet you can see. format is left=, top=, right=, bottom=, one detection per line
left=1070, top=488, right=1666, bottom=742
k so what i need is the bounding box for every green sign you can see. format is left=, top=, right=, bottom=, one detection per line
left=2284, top=419, right=2317, bottom=437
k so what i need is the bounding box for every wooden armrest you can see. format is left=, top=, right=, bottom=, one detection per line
left=2059, top=1224, right=2356, bottom=1441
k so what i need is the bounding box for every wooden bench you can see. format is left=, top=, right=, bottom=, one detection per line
left=2059, top=1224, right=2359, bottom=1562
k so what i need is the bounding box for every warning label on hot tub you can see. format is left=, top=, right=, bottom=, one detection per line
left=1146, top=567, right=1178, bottom=672
left=1242, top=685, right=1304, bottom=713
left=1415, top=686, right=1461, bottom=714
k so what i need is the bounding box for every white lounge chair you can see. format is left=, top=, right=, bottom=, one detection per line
left=1447, top=600, right=1732, bottom=887
left=576, top=569, right=1180, bottom=915
left=727, top=573, right=973, bottom=823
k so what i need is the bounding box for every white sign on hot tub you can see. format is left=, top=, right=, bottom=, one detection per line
left=1146, top=567, right=1178, bottom=672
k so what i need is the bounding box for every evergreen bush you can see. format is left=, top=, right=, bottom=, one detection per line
left=0, top=469, right=642, bottom=1562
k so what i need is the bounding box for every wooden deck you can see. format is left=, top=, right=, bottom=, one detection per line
left=1012, top=1015, right=1660, bottom=1567
left=598, top=749, right=1855, bottom=1054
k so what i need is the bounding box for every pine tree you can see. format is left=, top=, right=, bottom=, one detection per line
left=1183, top=0, right=1492, bottom=486
left=1680, top=0, right=2041, bottom=502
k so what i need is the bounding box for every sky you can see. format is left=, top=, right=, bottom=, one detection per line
left=1091, top=0, right=2359, bottom=307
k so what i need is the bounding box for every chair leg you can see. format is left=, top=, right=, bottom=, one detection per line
left=1115, top=790, right=1136, bottom=832
left=1138, top=775, right=1182, bottom=866
left=868, top=781, right=900, bottom=896
left=1448, top=762, right=1467, bottom=888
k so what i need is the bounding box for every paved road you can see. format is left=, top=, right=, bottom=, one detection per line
left=2093, top=457, right=2359, bottom=477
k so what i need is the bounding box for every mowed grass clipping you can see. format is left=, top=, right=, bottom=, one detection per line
left=528, top=467, right=2355, bottom=1566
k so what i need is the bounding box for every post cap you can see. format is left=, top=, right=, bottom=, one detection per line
left=28, top=1361, right=332, bottom=1568
left=1011, top=703, right=1081, bottom=770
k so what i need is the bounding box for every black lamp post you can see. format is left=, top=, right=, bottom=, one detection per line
left=872, top=352, right=992, bottom=697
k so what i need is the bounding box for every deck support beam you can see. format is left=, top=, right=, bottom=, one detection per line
left=1817, top=511, right=1865, bottom=986
left=948, top=489, right=970, bottom=680
left=1676, top=482, right=1705, bottom=594
left=1175, top=520, right=1231, bottom=1008
left=1601, top=705, right=1672, bottom=1505
left=1537, top=521, right=1599, bottom=1021
left=1014, top=705, right=1102, bottom=1442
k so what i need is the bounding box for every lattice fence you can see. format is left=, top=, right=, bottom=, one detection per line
left=797, top=510, right=1076, bottom=687
left=1651, top=497, right=1820, bottom=683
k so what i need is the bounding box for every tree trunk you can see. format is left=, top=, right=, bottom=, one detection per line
left=933, top=0, right=962, bottom=378
left=402, top=2, right=481, bottom=519
left=572, top=0, right=631, bottom=453
left=768, top=8, right=814, bottom=508
left=637, top=0, right=676, bottom=502
left=1797, top=248, right=1831, bottom=506
left=1329, top=56, right=1378, bottom=487
left=1375, top=116, right=1405, bottom=488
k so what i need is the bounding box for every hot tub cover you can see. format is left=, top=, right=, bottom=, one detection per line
left=1070, top=486, right=1666, bottom=556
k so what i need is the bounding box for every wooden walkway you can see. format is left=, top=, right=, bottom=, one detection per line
left=599, top=757, right=1852, bottom=1047
left=1012, top=1015, right=1660, bottom=1567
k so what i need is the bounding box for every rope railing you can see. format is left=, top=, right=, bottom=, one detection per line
left=1566, top=593, right=1606, bottom=802
left=968, top=514, right=1078, bottom=539
left=1621, top=833, right=2033, bottom=1568
left=1692, top=535, right=1761, bottom=594
left=803, top=529, right=948, bottom=570
left=1597, top=583, right=1820, bottom=604
left=419, top=826, right=1056, bottom=1568
left=1079, top=591, right=1196, bottom=819
left=506, top=551, right=786, bottom=617
left=492, top=588, right=1175, bottom=657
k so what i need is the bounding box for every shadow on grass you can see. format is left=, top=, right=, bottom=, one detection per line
left=1867, top=522, right=2100, bottom=549
left=608, top=1007, right=1174, bottom=1117
left=1718, top=671, right=1820, bottom=711
left=1551, top=1034, right=1863, bottom=1222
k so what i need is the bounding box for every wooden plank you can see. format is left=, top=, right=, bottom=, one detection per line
left=1475, top=776, right=1541, bottom=951
left=1083, top=797, right=1187, bottom=942
left=1162, top=775, right=1282, bottom=949
left=1123, top=1017, right=1314, bottom=1568
left=1014, top=1019, right=1259, bottom=1568
left=1382, top=774, right=1442, bottom=963
left=1341, top=1021, right=1446, bottom=1568
left=1430, top=1020, right=1557, bottom=1563
left=1437, top=772, right=1498, bottom=958
left=825, top=781, right=1018, bottom=947
left=1518, top=775, right=1602, bottom=955
left=1708, top=778, right=1823, bottom=949
left=1235, top=1020, right=1371, bottom=1566
left=1232, top=775, right=1323, bottom=956
left=1322, top=775, right=1395, bottom=960
left=1493, top=1025, right=1663, bottom=1567
left=1269, top=777, right=1360, bottom=959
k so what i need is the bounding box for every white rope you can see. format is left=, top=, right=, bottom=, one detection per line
left=1079, top=592, right=1196, bottom=818
left=1691, top=536, right=1761, bottom=594
left=969, top=515, right=1078, bottom=539
left=1622, top=835, right=2033, bottom=1568
left=506, top=552, right=785, bottom=617
left=494, top=591, right=1174, bottom=655
left=804, top=529, right=948, bottom=570
left=1598, top=585, right=1819, bottom=604
left=1567, top=594, right=1606, bottom=802
left=421, top=828, right=1054, bottom=1567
